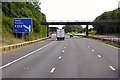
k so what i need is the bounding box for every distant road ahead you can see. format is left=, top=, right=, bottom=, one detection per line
left=2, top=36, right=118, bottom=78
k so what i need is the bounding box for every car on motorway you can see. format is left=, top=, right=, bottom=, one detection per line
left=70, top=34, right=74, bottom=37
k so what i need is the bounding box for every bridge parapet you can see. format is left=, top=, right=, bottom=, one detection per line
left=46, top=19, right=120, bottom=23
left=47, top=20, right=94, bottom=22
left=41, top=19, right=120, bottom=37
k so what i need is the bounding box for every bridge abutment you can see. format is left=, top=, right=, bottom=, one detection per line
left=86, top=25, right=88, bottom=36
left=47, top=25, right=49, bottom=37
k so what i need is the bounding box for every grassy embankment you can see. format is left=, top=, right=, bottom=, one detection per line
left=76, top=30, right=120, bottom=48
left=1, top=2, right=47, bottom=47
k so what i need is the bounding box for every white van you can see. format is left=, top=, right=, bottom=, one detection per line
left=56, top=29, right=65, bottom=40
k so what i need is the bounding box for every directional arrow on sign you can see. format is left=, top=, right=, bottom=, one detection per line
left=23, top=25, right=31, bottom=32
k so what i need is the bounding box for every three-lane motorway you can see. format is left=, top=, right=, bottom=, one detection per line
left=1, top=36, right=118, bottom=78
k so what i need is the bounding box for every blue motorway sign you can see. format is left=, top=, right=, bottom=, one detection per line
left=13, top=18, right=32, bottom=33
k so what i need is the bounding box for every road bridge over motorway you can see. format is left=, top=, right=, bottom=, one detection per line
left=41, top=20, right=120, bottom=37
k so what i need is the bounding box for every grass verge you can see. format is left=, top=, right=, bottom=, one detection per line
left=81, top=36, right=120, bottom=48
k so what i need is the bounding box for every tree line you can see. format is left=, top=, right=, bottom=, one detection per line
left=62, top=25, right=83, bottom=33
left=62, top=9, right=120, bottom=35
left=93, top=8, right=120, bottom=34
left=2, top=2, right=47, bottom=40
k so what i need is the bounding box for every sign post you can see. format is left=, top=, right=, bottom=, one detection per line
left=28, top=33, right=30, bottom=41
left=47, top=25, right=49, bottom=37
left=86, top=25, right=88, bottom=36
left=22, top=33, right=24, bottom=41
left=16, top=33, right=17, bottom=38
left=13, top=18, right=32, bottom=41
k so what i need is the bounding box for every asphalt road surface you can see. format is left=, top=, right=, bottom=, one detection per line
left=1, top=36, right=118, bottom=78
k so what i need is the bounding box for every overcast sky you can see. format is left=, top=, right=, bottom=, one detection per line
left=39, top=0, right=119, bottom=29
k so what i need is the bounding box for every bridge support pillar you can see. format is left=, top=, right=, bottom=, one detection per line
left=47, top=25, right=49, bottom=37
left=86, top=25, right=88, bottom=36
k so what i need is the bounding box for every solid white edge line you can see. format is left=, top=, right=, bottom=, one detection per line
left=109, top=66, right=116, bottom=71
left=98, top=55, right=101, bottom=58
left=0, top=41, right=55, bottom=69
left=102, top=43, right=119, bottom=49
left=59, top=56, right=62, bottom=59
left=50, top=68, right=56, bottom=73
left=84, top=38, right=119, bottom=49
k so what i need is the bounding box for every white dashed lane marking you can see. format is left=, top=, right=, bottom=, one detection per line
left=92, top=50, right=94, bottom=52
left=62, top=50, right=64, bottom=53
left=24, top=67, right=29, bottom=70
left=0, top=41, right=55, bottom=69
left=109, top=66, right=116, bottom=71
left=98, top=55, right=101, bottom=58
left=50, top=68, right=56, bottom=73
left=59, top=56, right=62, bottom=60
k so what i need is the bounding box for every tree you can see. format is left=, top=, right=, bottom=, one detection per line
left=2, top=2, right=47, bottom=40
left=93, top=9, right=120, bottom=34
left=62, top=25, right=83, bottom=33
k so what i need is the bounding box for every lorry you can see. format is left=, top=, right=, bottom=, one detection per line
left=56, top=29, right=65, bottom=41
